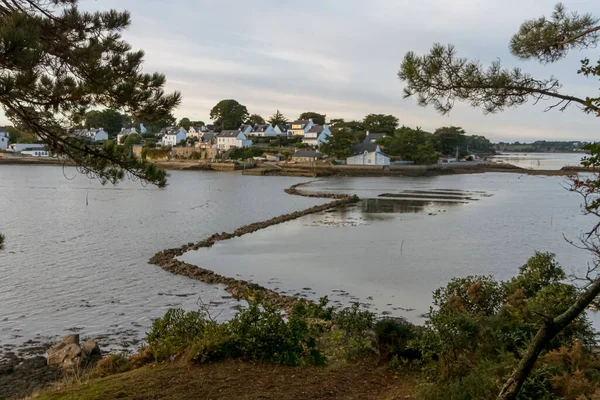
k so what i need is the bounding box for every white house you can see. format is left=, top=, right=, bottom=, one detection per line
left=88, top=128, right=108, bottom=142
left=22, top=149, right=50, bottom=157
left=289, top=119, right=314, bottom=136
left=0, top=128, right=8, bottom=151
left=73, top=128, right=108, bottom=142
left=117, top=127, right=137, bottom=145
left=302, top=125, right=332, bottom=147
left=252, top=124, right=277, bottom=137
left=188, top=126, right=205, bottom=138
left=273, top=124, right=290, bottom=136
left=346, top=143, right=390, bottom=166
left=163, top=128, right=187, bottom=147
left=216, top=130, right=252, bottom=150
left=8, top=143, right=45, bottom=152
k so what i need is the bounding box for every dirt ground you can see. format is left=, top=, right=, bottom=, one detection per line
left=35, top=360, right=416, bottom=400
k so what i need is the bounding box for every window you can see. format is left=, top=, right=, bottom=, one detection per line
left=368, top=159, right=372, bottom=164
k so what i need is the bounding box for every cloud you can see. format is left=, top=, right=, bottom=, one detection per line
left=1, top=0, right=599, bottom=142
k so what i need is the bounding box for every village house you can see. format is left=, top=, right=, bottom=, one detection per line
left=302, top=125, right=332, bottom=147
left=22, top=148, right=50, bottom=157
left=73, top=128, right=108, bottom=142
left=274, top=124, right=289, bottom=136
left=363, top=132, right=387, bottom=144
left=188, top=126, right=205, bottom=138
left=202, top=124, right=217, bottom=133
left=265, top=153, right=284, bottom=162
left=216, top=130, right=252, bottom=151
left=239, top=125, right=253, bottom=136
left=292, top=149, right=322, bottom=163
left=0, top=128, right=8, bottom=151
left=117, top=127, right=137, bottom=144
left=346, top=143, right=390, bottom=166
left=8, top=143, right=46, bottom=152
left=163, top=127, right=187, bottom=147
left=289, top=119, right=314, bottom=137
left=197, top=132, right=217, bottom=149
left=252, top=124, right=277, bottom=137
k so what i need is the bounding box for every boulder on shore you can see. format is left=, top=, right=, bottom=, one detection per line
left=47, top=334, right=101, bottom=371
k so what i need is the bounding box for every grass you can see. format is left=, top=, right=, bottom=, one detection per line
left=35, top=359, right=417, bottom=400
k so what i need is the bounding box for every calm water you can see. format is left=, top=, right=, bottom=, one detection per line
left=181, top=174, right=598, bottom=323
left=490, top=152, right=585, bottom=170
left=0, top=166, right=324, bottom=354
left=1, top=165, right=598, bottom=355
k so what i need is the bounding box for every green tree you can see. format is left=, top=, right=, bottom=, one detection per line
left=135, top=113, right=177, bottom=134
left=190, top=120, right=205, bottom=128
left=433, top=126, right=466, bottom=156
left=298, top=112, right=326, bottom=125
left=268, top=110, right=288, bottom=126
left=362, top=114, right=399, bottom=135
left=179, top=117, right=191, bottom=130
left=379, top=126, right=438, bottom=164
left=399, top=4, right=600, bottom=399
left=0, top=0, right=180, bottom=187
left=320, top=130, right=357, bottom=159
left=5, top=126, right=21, bottom=143
left=123, top=133, right=141, bottom=146
left=85, top=109, right=128, bottom=135
left=246, top=114, right=265, bottom=126
left=210, top=100, right=249, bottom=130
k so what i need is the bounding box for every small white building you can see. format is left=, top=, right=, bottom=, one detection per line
left=8, top=143, right=46, bottom=152
left=252, top=124, right=277, bottom=137
left=187, top=126, right=206, bottom=138
left=289, top=119, right=314, bottom=136
left=216, top=130, right=252, bottom=150
left=346, top=143, right=390, bottom=166
left=163, top=127, right=187, bottom=147
left=302, top=125, right=332, bottom=147
left=0, top=128, right=8, bottom=151
left=22, top=149, right=50, bottom=157
left=117, top=127, right=137, bottom=145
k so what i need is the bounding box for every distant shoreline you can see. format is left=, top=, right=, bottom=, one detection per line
left=0, top=154, right=589, bottom=177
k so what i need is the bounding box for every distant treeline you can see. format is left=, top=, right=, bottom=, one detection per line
left=494, top=141, right=587, bottom=153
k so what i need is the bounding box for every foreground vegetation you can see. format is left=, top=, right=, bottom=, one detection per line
left=37, top=253, right=600, bottom=400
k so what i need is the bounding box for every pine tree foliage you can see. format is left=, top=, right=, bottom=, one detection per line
left=0, top=0, right=181, bottom=187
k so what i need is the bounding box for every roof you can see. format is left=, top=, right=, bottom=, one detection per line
left=363, top=133, right=387, bottom=143
left=292, top=150, right=320, bottom=158
left=351, top=143, right=379, bottom=156
left=291, top=119, right=310, bottom=126
left=119, top=128, right=135, bottom=135
left=239, top=124, right=251, bottom=131
left=202, top=133, right=216, bottom=142
left=308, top=125, right=324, bottom=134
left=277, top=124, right=289, bottom=132
left=205, top=124, right=216, bottom=131
left=218, top=130, right=241, bottom=137
left=253, top=124, right=271, bottom=132
left=165, top=130, right=184, bottom=136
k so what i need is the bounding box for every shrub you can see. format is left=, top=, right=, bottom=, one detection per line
left=94, top=354, right=131, bottom=377
left=374, top=318, right=421, bottom=362
left=145, top=309, right=206, bottom=361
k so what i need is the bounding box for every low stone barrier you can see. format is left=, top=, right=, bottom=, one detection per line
left=149, top=181, right=359, bottom=309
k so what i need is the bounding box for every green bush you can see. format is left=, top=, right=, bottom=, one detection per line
left=146, top=309, right=206, bottom=361
left=374, top=318, right=421, bottom=361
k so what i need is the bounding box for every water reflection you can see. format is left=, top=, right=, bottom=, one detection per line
left=360, top=198, right=461, bottom=214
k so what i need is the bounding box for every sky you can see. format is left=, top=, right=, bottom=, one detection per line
left=4, top=0, right=600, bottom=142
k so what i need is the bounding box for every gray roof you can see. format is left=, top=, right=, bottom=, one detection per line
left=218, top=130, right=241, bottom=137
left=277, top=124, right=289, bottom=132
left=292, top=150, right=320, bottom=158
left=205, top=124, right=216, bottom=131
left=239, top=124, right=251, bottom=131
left=308, top=125, right=324, bottom=134
left=351, top=143, right=379, bottom=156
left=363, top=133, right=387, bottom=143
left=253, top=124, right=271, bottom=132
left=291, top=119, right=310, bottom=125
left=202, top=133, right=216, bottom=142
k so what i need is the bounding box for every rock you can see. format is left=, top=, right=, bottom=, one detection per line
left=47, top=334, right=91, bottom=371
left=82, top=339, right=101, bottom=357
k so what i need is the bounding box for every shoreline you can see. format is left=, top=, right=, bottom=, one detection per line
left=148, top=181, right=359, bottom=310
left=0, top=155, right=590, bottom=176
